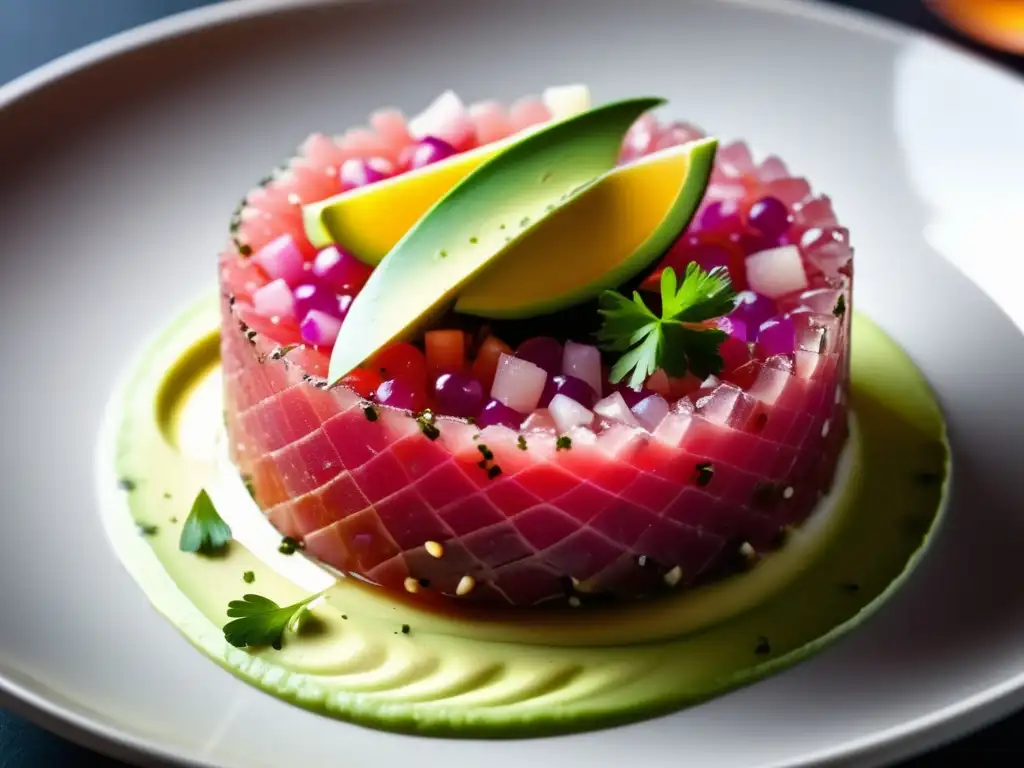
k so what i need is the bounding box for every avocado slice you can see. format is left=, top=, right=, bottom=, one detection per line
left=455, top=137, right=717, bottom=319
left=326, top=96, right=664, bottom=386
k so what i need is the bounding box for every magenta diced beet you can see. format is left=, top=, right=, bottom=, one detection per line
left=746, top=196, right=790, bottom=240
left=375, top=378, right=426, bottom=411
left=698, top=198, right=742, bottom=233
left=716, top=316, right=748, bottom=342
left=340, top=157, right=393, bottom=190
left=294, top=283, right=351, bottom=321
left=477, top=398, right=523, bottom=430
left=433, top=372, right=485, bottom=418
left=515, top=336, right=563, bottom=377
left=539, top=374, right=597, bottom=409
left=407, top=136, right=457, bottom=170
left=311, top=246, right=372, bottom=294
left=755, top=315, right=797, bottom=357
left=253, top=234, right=306, bottom=286
left=730, top=290, right=776, bottom=333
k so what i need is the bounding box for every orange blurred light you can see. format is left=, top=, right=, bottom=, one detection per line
left=928, top=1, right=1024, bottom=54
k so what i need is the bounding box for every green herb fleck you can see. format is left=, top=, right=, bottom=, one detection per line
left=241, top=474, right=256, bottom=499
left=223, top=592, right=319, bottom=650
left=597, top=264, right=736, bottom=390
left=243, top=571, right=255, bottom=584
left=477, top=444, right=494, bottom=461
left=754, top=636, right=771, bottom=655
left=439, top=249, right=448, bottom=259
left=342, top=614, right=348, bottom=620
left=520, top=216, right=531, bottom=227
left=238, top=243, right=252, bottom=257
left=469, top=236, right=479, bottom=244
left=694, top=462, right=714, bottom=486
left=363, top=404, right=379, bottom=422
left=117, top=477, right=137, bottom=492
left=136, top=522, right=158, bottom=536
left=416, top=410, right=440, bottom=440
left=517, top=435, right=528, bottom=451
left=278, top=536, right=301, bottom=555
left=499, top=223, right=507, bottom=230
left=833, top=295, right=846, bottom=317
left=487, top=465, right=503, bottom=480
left=556, top=435, right=572, bottom=451
left=162, top=492, right=173, bottom=500
left=179, top=489, right=232, bottom=555
left=169, top=516, right=178, bottom=524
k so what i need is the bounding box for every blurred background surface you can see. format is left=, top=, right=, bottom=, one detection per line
left=0, top=0, right=1021, bottom=765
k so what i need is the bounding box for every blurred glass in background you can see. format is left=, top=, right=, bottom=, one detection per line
left=928, top=0, right=1024, bottom=54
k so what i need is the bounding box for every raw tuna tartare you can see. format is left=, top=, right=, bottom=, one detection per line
left=219, top=86, right=853, bottom=607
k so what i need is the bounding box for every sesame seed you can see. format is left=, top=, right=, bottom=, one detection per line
left=456, top=575, right=476, bottom=596
left=403, top=577, right=421, bottom=594
left=739, top=542, right=757, bottom=561
left=425, top=541, right=444, bottom=558
left=821, top=420, right=831, bottom=437
left=637, top=555, right=648, bottom=567
left=568, top=596, right=582, bottom=608
left=783, top=486, right=794, bottom=499
left=663, top=566, right=683, bottom=587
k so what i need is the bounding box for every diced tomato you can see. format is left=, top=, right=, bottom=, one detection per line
left=425, top=329, right=467, bottom=375
left=370, top=342, right=428, bottom=387
left=470, top=335, right=513, bottom=392
left=340, top=368, right=383, bottom=399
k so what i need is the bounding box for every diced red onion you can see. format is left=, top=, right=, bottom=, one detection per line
left=632, top=394, right=670, bottom=431
left=252, top=278, right=296, bottom=320
left=549, top=394, right=595, bottom=433
left=311, top=246, right=373, bottom=294
left=477, top=398, right=524, bottom=430
left=299, top=309, right=342, bottom=347
left=340, top=157, right=394, bottom=191
left=253, top=234, right=306, bottom=286
left=716, top=316, right=748, bottom=342
left=516, top=336, right=564, bottom=377
left=562, top=341, right=602, bottom=397
left=613, top=383, right=655, bottom=409
left=755, top=315, right=797, bottom=357
left=730, top=290, right=776, bottom=333
left=407, top=90, right=474, bottom=149
left=433, top=372, right=484, bottom=418
left=594, top=392, right=641, bottom=427
left=407, top=136, right=457, bottom=170
left=746, top=245, right=808, bottom=299
left=490, top=353, right=547, bottom=413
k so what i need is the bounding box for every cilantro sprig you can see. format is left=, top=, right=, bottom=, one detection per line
left=179, top=489, right=232, bottom=555
left=223, top=593, right=321, bottom=650
left=596, top=264, right=737, bottom=390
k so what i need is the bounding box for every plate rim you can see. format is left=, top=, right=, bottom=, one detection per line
left=1, top=0, right=1023, bottom=766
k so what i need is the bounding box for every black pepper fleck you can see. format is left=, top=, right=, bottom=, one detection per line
left=278, top=536, right=301, bottom=555
left=418, top=578, right=431, bottom=589
left=136, top=522, right=158, bottom=536
left=841, top=582, right=860, bottom=593
left=487, top=465, right=503, bottom=480
left=914, top=470, right=943, bottom=486
left=117, top=478, right=137, bottom=492
left=401, top=624, right=411, bottom=635
left=755, top=636, right=771, bottom=655
left=833, top=295, right=846, bottom=317
left=363, top=405, right=379, bottom=422
left=238, top=243, right=253, bottom=257
left=694, top=463, right=714, bottom=487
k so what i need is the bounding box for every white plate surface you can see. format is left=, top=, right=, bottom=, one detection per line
left=1, top=1, right=1024, bottom=766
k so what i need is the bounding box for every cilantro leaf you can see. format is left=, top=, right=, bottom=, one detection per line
left=179, top=489, right=232, bottom=555
left=598, top=264, right=736, bottom=389
left=223, top=592, right=320, bottom=650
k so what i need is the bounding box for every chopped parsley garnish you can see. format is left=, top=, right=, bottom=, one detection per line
left=556, top=435, right=572, bottom=451
left=223, top=592, right=319, bottom=650
left=278, top=536, right=301, bottom=555
left=117, top=477, right=137, bottom=492
left=477, top=444, right=494, bottom=461
left=833, top=295, right=846, bottom=317
left=597, top=264, right=736, bottom=390
left=243, top=571, right=255, bottom=584
left=238, top=243, right=252, bottom=257
left=179, top=489, right=232, bottom=555
left=416, top=410, right=441, bottom=440
left=517, top=435, right=528, bottom=451
left=136, top=522, right=159, bottom=536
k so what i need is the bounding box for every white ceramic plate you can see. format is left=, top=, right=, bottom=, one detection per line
left=2, top=1, right=1024, bottom=766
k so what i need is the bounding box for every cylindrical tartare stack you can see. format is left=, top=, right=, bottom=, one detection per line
left=220, top=91, right=853, bottom=607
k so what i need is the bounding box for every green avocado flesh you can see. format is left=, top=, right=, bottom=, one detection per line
left=100, top=294, right=949, bottom=738
left=326, top=97, right=663, bottom=386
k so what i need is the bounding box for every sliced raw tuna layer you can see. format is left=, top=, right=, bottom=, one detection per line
left=219, top=92, right=852, bottom=606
